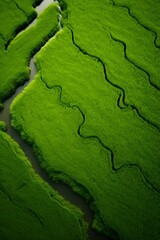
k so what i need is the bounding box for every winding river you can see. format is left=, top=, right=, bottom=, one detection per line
left=0, top=1, right=111, bottom=239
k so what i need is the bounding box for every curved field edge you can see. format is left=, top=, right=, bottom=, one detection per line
left=0, top=2, right=59, bottom=107
left=0, top=128, right=88, bottom=240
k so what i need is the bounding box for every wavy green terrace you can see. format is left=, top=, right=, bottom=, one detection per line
left=1, top=0, right=160, bottom=240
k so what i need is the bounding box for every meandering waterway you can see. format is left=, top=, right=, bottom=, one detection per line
left=0, top=1, right=111, bottom=239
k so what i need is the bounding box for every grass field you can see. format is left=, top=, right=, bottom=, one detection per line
left=1, top=0, right=160, bottom=239
left=11, top=29, right=160, bottom=239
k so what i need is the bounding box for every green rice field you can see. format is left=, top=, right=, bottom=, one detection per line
left=0, top=0, right=160, bottom=239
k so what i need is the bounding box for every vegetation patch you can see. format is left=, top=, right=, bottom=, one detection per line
left=1, top=0, right=160, bottom=239
left=0, top=1, right=59, bottom=106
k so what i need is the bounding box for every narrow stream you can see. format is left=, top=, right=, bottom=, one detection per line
left=0, top=1, right=111, bottom=239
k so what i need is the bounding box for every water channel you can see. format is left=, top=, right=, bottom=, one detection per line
left=0, top=1, right=112, bottom=239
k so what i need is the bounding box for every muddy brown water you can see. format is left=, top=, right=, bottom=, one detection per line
left=0, top=1, right=114, bottom=239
